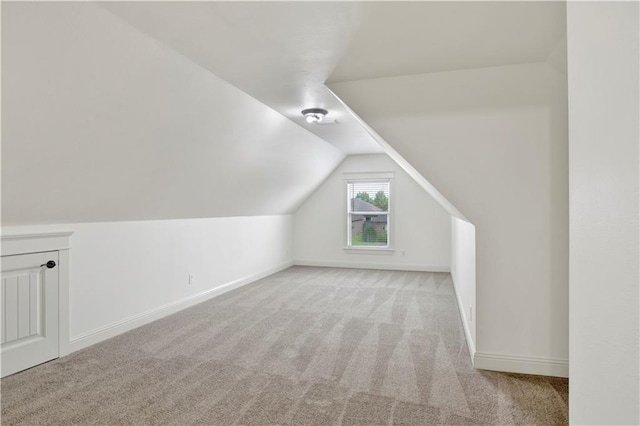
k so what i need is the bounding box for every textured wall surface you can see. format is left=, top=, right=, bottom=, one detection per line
left=568, top=2, right=640, bottom=423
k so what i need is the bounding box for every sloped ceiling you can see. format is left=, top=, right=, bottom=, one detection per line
left=99, top=1, right=384, bottom=155
left=99, top=1, right=566, bottom=154
left=2, top=1, right=567, bottom=225
left=1, top=2, right=344, bottom=225
left=328, top=1, right=566, bottom=82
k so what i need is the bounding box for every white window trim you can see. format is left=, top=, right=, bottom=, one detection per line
left=343, top=172, right=395, bottom=253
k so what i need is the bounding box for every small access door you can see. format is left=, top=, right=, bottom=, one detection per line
left=1, top=251, right=59, bottom=377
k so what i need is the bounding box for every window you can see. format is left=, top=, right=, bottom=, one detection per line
left=346, top=179, right=390, bottom=248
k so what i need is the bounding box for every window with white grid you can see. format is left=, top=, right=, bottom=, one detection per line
left=346, top=179, right=390, bottom=248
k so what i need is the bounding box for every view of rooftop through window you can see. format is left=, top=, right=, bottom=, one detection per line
left=347, top=180, right=390, bottom=247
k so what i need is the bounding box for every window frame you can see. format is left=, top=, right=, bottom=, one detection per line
left=343, top=172, right=394, bottom=253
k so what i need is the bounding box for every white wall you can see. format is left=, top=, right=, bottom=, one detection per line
left=331, top=62, right=569, bottom=376
left=451, top=217, right=476, bottom=356
left=1, top=2, right=343, bottom=225
left=567, top=2, right=639, bottom=424
left=2, top=216, right=293, bottom=351
left=294, top=154, right=451, bottom=271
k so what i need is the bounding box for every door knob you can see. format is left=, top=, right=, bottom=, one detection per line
left=40, top=260, right=56, bottom=269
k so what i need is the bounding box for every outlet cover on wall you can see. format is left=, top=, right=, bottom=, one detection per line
left=188, top=274, right=194, bottom=285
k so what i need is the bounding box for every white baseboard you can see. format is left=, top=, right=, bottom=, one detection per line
left=450, top=274, right=476, bottom=360
left=68, top=261, right=293, bottom=353
left=474, top=352, right=569, bottom=378
left=293, top=259, right=450, bottom=273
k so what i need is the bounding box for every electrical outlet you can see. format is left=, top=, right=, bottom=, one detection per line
left=188, top=274, right=194, bottom=285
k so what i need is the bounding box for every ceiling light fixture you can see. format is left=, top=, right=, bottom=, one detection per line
left=301, top=108, right=328, bottom=124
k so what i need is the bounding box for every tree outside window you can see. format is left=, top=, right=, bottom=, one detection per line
left=347, top=180, right=390, bottom=247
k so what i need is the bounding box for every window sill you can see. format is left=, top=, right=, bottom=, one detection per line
left=343, top=247, right=395, bottom=255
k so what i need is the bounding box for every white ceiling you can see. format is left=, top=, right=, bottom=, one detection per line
left=100, top=1, right=566, bottom=155
left=328, top=1, right=567, bottom=83
left=2, top=2, right=345, bottom=224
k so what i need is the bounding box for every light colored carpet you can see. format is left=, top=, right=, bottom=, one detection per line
left=1, top=266, right=568, bottom=425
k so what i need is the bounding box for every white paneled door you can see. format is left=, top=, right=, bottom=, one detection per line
left=1, top=251, right=59, bottom=377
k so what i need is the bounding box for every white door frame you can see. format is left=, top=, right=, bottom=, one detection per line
left=1, top=232, right=72, bottom=357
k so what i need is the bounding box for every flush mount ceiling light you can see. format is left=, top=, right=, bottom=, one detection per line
left=301, top=108, right=328, bottom=124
